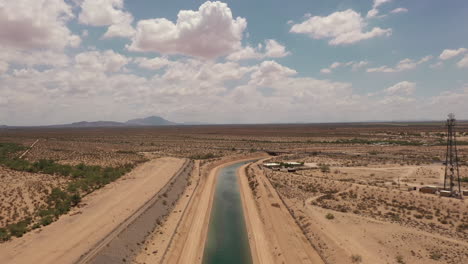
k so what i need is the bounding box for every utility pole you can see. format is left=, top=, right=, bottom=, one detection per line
left=443, top=113, right=462, bottom=197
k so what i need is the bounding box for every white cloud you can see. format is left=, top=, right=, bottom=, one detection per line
left=390, top=8, right=408, bottom=14
left=78, top=0, right=135, bottom=38
left=226, top=46, right=262, bottom=61
left=290, top=9, right=391, bottom=45
left=75, top=50, right=129, bottom=72
left=367, top=0, right=392, bottom=18
left=135, top=57, right=173, bottom=70
left=439, top=48, right=467, bottom=60
left=249, top=61, right=297, bottom=86
left=128, top=1, right=247, bottom=59
left=0, top=61, right=8, bottom=74
left=430, top=61, right=444, bottom=69
left=320, top=61, right=369, bottom=74
left=227, top=39, right=290, bottom=61
left=457, top=55, right=468, bottom=68
left=367, top=56, right=432, bottom=73
left=385, top=81, right=416, bottom=95
left=0, top=49, right=70, bottom=67
left=264, top=40, right=290, bottom=58
left=0, top=0, right=80, bottom=50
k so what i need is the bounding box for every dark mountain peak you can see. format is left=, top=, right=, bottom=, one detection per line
left=125, top=116, right=176, bottom=126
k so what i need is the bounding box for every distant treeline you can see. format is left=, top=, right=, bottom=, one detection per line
left=0, top=142, right=135, bottom=241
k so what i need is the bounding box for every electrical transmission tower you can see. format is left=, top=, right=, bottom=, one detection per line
left=443, top=113, right=462, bottom=197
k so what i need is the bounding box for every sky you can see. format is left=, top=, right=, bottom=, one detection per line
left=1, top=0, right=468, bottom=126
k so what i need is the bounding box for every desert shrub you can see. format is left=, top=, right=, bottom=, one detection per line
left=8, top=218, right=31, bottom=238
left=325, top=213, right=335, bottom=220
left=457, top=223, right=468, bottom=231
left=430, top=251, right=442, bottom=260
left=0, top=142, right=26, bottom=158
left=116, top=150, right=137, bottom=154
left=0, top=228, right=10, bottom=241
left=319, top=164, right=330, bottom=173
left=190, top=153, right=216, bottom=159
left=40, top=215, right=54, bottom=226
left=70, top=193, right=81, bottom=206
left=396, top=255, right=405, bottom=264
left=351, top=254, right=362, bottom=263
left=461, top=177, right=468, bottom=183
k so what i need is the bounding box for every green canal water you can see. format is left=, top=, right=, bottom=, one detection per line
left=202, top=161, right=253, bottom=264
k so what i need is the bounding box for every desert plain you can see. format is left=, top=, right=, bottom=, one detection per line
left=0, top=122, right=467, bottom=264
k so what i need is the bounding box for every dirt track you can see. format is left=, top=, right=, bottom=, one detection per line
left=246, top=161, right=325, bottom=264
left=0, top=157, right=185, bottom=264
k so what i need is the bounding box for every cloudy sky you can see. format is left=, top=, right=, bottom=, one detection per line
left=1, top=0, right=468, bottom=125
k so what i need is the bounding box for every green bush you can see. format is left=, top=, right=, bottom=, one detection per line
left=0, top=228, right=10, bottom=241
left=8, top=218, right=31, bottom=238
left=40, top=215, right=54, bottom=226
left=325, top=213, right=335, bottom=220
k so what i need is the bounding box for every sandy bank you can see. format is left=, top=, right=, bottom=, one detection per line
left=0, top=157, right=185, bottom=264
left=164, top=154, right=268, bottom=264
left=246, top=160, right=325, bottom=264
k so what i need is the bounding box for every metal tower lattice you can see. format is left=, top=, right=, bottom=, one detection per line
left=443, top=113, right=462, bottom=196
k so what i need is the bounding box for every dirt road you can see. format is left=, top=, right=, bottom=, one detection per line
left=249, top=162, right=325, bottom=264
left=0, top=157, right=185, bottom=264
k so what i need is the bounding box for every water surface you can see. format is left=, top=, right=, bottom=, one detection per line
left=202, top=161, right=253, bottom=264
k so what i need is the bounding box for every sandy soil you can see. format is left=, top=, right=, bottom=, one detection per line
left=0, top=157, right=185, bottom=264
left=132, top=161, right=200, bottom=264
left=237, top=161, right=276, bottom=264
left=163, top=154, right=269, bottom=264
left=246, top=162, right=325, bottom=264
left=0, top=167, right=70, bottom=227
left=289, top=200, right=468, bottom=264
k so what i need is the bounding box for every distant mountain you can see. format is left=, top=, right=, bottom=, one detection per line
left=43, top=116, right=177, bottom=128
left=126, top=116, right=176, bottom=126
left=58, top=121, right=125, bottom=128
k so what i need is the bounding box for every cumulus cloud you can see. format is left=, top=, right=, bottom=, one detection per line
left=227, top=39, right=290, bottom=61
left=0, top=61, right=8, bottom=74
left=390, top=8, right=408, bottom=14
left=134, top=57, right=173, bottom=70
left=367, top=56, right=432, bottom=73
left=457, top=55, right=468, bottom=68
left=290, top=9, right=391, bottom=45
left=385, top=81, right=416, bottom=95
left=249, top=61, right=297, bottom=86
left=320, top=61, right=369, bottom=74
left=439, top=48, right=467, bottom=60
left=0, top=49, right=70, bottom=67
left=367, top=0, right=392, bottom=18
left=0, top=0, right=80, bottom=50
left=128, top=1, right=247, bottom=59
left=78, top=0, right=135, bottom=38
left=75, top=50, right=129, bottom=72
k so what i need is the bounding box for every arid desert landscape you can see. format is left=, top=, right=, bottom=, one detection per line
left=0, top=122, right=467, bottom=264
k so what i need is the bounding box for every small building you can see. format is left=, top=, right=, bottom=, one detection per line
left=284, top=162, right=302, bottom=167
left=419, top=186, right=438, bottom=194
left=263, top=162, right=281, bottom=168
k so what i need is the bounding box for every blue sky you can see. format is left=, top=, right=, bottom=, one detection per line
left=1, top=0, right=468, bottom=125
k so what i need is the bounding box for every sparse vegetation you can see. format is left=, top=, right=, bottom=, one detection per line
left=325, top=213, right=335, bottom=220
left=190, top=153, right=216, bottom=159
left=351, top=254, right=362, bottom=263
